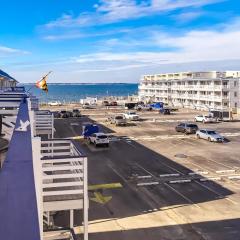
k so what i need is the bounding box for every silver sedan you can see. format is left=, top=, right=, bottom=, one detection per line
left=196, top=129, right=224, bottom=142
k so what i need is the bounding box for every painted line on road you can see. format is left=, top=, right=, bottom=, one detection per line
left=137, top=182, right=159, bottom=186
left=134, top=163, right=156, bottom=178
left=107, top=164, right=129, bottom=183
left=70, top=123, right=79, bottom=126
left=188, top=171, right=209, bottom=175
left=169, top=179, right=192, bottom=184
left=216, top=170, right=236, bottom=174
left=200, top=177, right=222, bottom=182
left=228, top=175, right=240, bottom=180
left=137, top=175, right=152, bottom=179
left=164, top=183, right=201, bottom=209
left=159, top=173, right=181, bottom=177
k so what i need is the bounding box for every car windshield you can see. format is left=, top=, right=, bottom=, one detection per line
left=73, top=109, right=79, bottom=112
left=206, top=131, right=216, bottom=135
left=187, top=124, right=198, bottom=128
left=61, top=111, right=66, bottom=113
left=98, top=135, right=108, bottom=139
left=205, top=116, right=212, bottom=118
left=115, top=116, right=123, bottom=120
left=129, top=112, right=136, bottom=115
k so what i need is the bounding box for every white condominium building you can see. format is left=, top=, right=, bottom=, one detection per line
left=139, top=71, right=240, bottom=113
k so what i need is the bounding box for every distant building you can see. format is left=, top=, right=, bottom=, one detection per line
left=139, top=71, right=240, bottom=113
left=0, top=69, right=18, bottom=89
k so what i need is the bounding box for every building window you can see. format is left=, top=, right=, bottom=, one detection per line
left=235, top=103, right=238, bottom=108
left=234, top=81, right=237, bottom=87
left=234, top=92, right=237, bottom=97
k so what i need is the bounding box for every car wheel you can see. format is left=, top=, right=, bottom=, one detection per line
left=208, top=137, right=211, bottom=142
left=94, top=141, right=98, bottom=147
left=105, top=143, right=109, bottom=147
left=88, top=138, right=92, bottom=144
left=197, top=134, right=200, bottom=139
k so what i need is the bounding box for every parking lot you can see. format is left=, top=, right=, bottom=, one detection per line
left=51, top=106, right=240, bottom=240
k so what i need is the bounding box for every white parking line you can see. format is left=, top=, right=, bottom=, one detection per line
left=137, top=182, right=159, bottom=186
left=228, top=175, right=240, bottom=180
left=169, top=179, right=192, bottom=184
left=200, top=177, right=222, bottom=182
left=160, top=173, right=181, bottom=177
left=137, top=175, right=152, bottom=179
left=188, top=171, right=209, bottom=175
left=216, top=170, right=236, bottom=174
left=70, top=123, right=79, bottom=126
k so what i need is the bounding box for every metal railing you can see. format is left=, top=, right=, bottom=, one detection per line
left=35, top=111, right=54, bottom=138
left=39, top=139, right=88, bottom=239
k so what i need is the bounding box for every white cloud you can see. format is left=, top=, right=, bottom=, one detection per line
left=43, top=28, right=131, bottom=41
left=0, top=45, right=29, bottom=56
left=45, top=0, right=224, bottom=29
left=72, top=17, right=240, bottom=66
left=173, top=11, right=205, bottom=23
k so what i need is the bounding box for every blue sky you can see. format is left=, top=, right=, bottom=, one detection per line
left=1, top=0, right=240, bottom=83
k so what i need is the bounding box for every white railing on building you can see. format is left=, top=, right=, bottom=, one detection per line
left=40, top=139, right=88, bottom=240
left=34, top=111, right=54, bottom=138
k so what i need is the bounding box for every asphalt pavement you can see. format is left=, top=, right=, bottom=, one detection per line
left=53, top=112, right=240, bottom=240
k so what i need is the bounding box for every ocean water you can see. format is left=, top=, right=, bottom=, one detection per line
left=23, top=83, right=138, bottom=103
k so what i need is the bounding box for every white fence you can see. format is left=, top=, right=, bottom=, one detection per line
left=40, top=139, right=88, bottom=240
left=35, top=111, right=54, bottom=138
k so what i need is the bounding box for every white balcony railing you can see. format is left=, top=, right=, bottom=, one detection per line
left=40, top=139, right=88, bottom=239
left=34, top=110, right=54, bottom=138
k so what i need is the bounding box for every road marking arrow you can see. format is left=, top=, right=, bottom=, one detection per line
left=90, top=192, right=112, bottom=204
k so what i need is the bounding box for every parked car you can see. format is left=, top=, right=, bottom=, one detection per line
left=82, top=103, right=96, bottom=109
left=124, top=103, right=137, bottom=110
left=59, top=110, right=69, bottom=118
left=159, top=108, right=171, bottom=115
left=102, top=100, right=110, bottom=106
left=195, top=115, right=217, bottom=123
left=136, top=104, right=152, bottom=111
left=72, top=109, right=81, bottom=117
left=53, top=111, right=61, bottom=118
left=108, top=115, right=127, bottom=126
left=66, top=111, right=73, bottom=117
left=124, top=111, right=140, bottom=121
left=88, top=132, right=109, bottom=147
left=110, top=101, right=118, bottom=106
left=48, top=101, right=62, bottom=106
left=196, top=129, right=224, bottom=142
left=175, top=123, right=198, bottom=134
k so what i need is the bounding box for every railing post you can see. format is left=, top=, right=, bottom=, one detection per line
left=32, top=137, right=43, bottom=240
left=51, top=113, right=54, bottom=139
left=70, top=209, right=74, bottom=228
left=83, top=157, right=88, bottom=240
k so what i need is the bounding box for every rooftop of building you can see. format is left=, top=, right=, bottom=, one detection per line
left=0, top=69, right=17, bottom=82
left=0, top=96, right=41, bottom=240
left=142, top=71, right=240, bottom=79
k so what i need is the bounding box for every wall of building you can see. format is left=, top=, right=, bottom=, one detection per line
left=139, top=71, right=240, bottom=113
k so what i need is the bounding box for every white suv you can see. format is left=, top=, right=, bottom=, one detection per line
left=88, top=132, right=109, bottom=147
left=195, top=115, right=216, bottom=123
left=124, top=111, right=140, bottom=121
